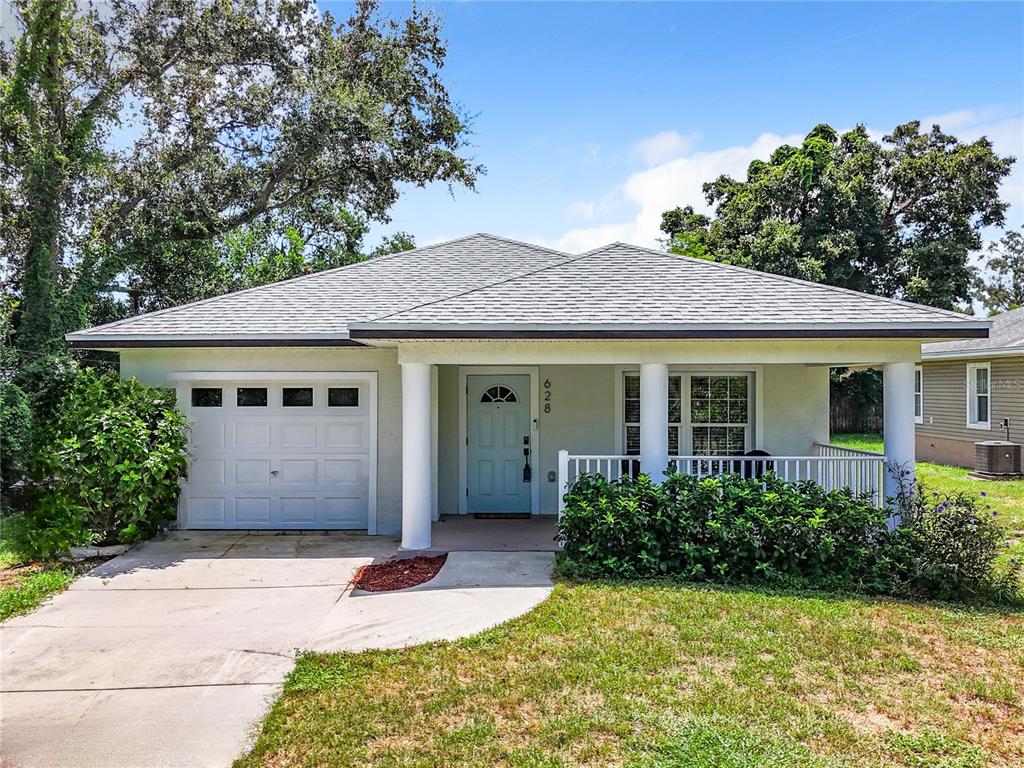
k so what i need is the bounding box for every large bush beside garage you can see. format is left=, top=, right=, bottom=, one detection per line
left=557, top=471, right=1022, bottom=605
left=6, top=370, right=189, bottom=558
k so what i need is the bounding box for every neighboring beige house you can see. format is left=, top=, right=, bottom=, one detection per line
left=66, top=234, right=989, bottom=550
left=917, top=307, right=1024, bottom=468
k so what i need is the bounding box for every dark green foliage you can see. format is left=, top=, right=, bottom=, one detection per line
left=9, top=370, right=189, bottom=558
left=888, top=483, right=1021, bottom=604
left=1, top=0, right=475, bottom=363
left=558, top=472, right=1021, bottom=604
left=0, top=382, right=32, bottom=500
left=975, top=228, right=1024, bottom=314
left=558, top=472, right=888, bottom=589
left=660, top=122, right=1014, bottom=310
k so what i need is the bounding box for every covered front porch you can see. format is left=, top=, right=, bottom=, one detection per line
left=396, top=339, right=918, bottom=550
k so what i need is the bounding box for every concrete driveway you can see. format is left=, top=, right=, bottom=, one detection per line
left=0, top=533, right=554, bottom=768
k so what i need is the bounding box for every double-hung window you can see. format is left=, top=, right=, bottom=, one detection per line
left=623, top=374, right=683, bottom=454
left=914, top=366, right=923, bottom=424
left=622, top=373, right=751, bottom=455
left=966, top=363, right=991, bottom=429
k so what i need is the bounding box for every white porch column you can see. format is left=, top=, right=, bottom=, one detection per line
left=401, top=362, right=433, bottom=550
left=883, top=362, right=916, bottom=507
left=639, top=362, right=669, bottom=480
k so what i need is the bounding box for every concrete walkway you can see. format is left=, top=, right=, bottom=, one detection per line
left=0, top=533, right=554, bottom=768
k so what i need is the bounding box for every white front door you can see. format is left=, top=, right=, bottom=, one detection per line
left=181, top=376, right=376, bottom=529
left=466, top=374, right=532, bottom=513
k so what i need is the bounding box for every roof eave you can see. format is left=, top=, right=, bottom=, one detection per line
left=347, top=322, right=991, bottom=341
left=921, top=345, right=1024, bottom=361
left=66, top=335, right=364, bottom=349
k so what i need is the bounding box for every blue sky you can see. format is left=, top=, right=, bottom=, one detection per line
left=318, top=1, right=1024, bottom=254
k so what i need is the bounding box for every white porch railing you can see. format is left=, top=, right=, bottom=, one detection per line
left=557, top=444, right=888, bottom=514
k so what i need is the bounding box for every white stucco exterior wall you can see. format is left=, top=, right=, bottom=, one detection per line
left=760, top=364, right=831, bottom=455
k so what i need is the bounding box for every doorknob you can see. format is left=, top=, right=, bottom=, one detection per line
left=270, top=470, right=280, bottom=476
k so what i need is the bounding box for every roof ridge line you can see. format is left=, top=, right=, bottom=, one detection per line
left=363, top=244, right=598, bottom=323
left=472, top=232, right=571, bottom=258
left=621, top=242, right=976, bottom=322
left=67, top=233, right=488, bottom=337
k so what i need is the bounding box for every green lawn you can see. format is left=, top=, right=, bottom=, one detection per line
left=237, top=437, right=1024, bottom=768
left=238, top=581, right=1023, bottom=768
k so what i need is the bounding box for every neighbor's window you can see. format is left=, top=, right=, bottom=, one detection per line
left=282, top=387, right=314, bottom=407
left=690, top=375, right=749, bottom=456
left=914, top=366, right=923, bottom=424
left=967, top=363, right=990, bottom=429
left=191, top=388, right=222, bottom=407
left=236, top=387, right=268, bottom=407
left=328, top=387, right=359, bottom=407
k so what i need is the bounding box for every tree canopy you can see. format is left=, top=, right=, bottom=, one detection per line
left=661, top=122, right=1014, bottom=310
left=975, top=228, right=1024, bottom=315
left=1, top=0, right=477, bottom=363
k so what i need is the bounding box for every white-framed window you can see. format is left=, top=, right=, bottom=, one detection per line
left=622, top=372, right=751, bottom=456
left=623, top=374, right=683, bottom=454
left=914, top=366, right=923, bottom=424
left=688, top=374, right=750, bottom=455
left=966, top=362, right=991, bottom=430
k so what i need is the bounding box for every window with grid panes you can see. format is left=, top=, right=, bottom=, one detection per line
left=623, top=374, right=684, bottom=455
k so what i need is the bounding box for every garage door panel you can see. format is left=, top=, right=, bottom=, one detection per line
left=191, top=460, right=225, bottom=486
left=279, top=459, right=317, bottom=483
left=234, top=422, right=271, bottom=449
left=188, top=498, right=226, bottom=524
left=279, top=497, right=318, bottom=523
left=323, top=496, right=366, bottom=525
left=235, top=459, right=271, bottom=484
left=235, top=498, right=271, bottom=524
left=324, top=458, right=362, bottom=484
left=280, top=422, right=317, bottom=448
left=324, top=421, right=368, bottom=451
left=183, top=377, right=375, bottom=530
left=193, top=422, right=225, bottom=450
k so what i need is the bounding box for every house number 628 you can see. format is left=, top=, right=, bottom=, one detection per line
left=543, top=378, right=552, bottom=413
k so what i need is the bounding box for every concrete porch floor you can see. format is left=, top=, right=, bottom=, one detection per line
left=428, top=514, right=560, bottom=552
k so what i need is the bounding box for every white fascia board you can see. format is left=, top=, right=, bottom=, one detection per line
left=921, top=346, right=1024, bottom=361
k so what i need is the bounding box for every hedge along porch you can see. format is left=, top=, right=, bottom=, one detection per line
left=70, top=235, right=990, bottom=548
left=394, top=339, right=919, bottom=550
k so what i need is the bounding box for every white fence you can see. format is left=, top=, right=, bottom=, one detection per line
left=557, top=443, right=887, bottom=514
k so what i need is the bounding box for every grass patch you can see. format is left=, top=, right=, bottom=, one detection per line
left=237, top=582, right=1024, bottom=768
left=831, top=433, right=1024, bottom=570
left=0, top=565, right=78, bottom=622
left=0, top=541, right=98, bottom=622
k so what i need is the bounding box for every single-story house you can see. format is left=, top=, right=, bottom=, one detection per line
left=67, top=234, right=990, bottom=549
left=916, top=306, right=1024, bottom=467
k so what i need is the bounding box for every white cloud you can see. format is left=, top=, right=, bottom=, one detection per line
left=543, top=108, right=1023, bottom=255
left=548, top=131, right=802, bottom=252
left=565, top=201, right=597, bottom=220
left=629, top=130, right=698, bottom=166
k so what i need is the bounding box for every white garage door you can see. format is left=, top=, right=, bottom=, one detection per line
left=179, top=374, right=376, bottom=530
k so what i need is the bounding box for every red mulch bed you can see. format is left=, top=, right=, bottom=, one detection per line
left=351, top=554, right=448, bottom=592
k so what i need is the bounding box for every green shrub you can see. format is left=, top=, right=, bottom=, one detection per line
left=0, top=382, right=33, bottom=501
left=557, top=470, right=1021, bottom=604
left=887, top=483, right=1021, bottom=603
left=11, top=370, right=189, bottom=558
left=559, top=471, right=887, bottom=587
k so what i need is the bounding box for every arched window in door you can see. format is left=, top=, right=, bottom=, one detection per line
left=481, top=385, right=518, bottom=403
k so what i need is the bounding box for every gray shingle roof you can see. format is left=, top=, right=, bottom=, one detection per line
left=68, top=235, right=989, bottom=346
left=67, top=234, right=570, bottom=343
left=922, top=307, right=1024, bottom=359
left=349, top=242, right=986, bottom=338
